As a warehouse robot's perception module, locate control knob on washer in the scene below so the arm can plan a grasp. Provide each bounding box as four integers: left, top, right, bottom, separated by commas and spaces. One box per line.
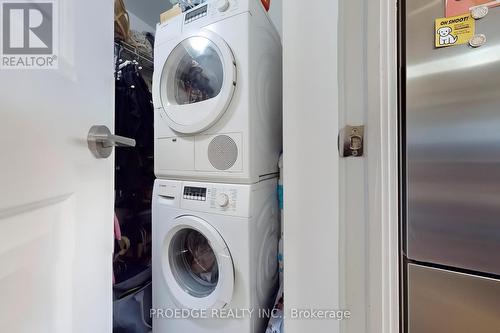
216, 193, 230, 207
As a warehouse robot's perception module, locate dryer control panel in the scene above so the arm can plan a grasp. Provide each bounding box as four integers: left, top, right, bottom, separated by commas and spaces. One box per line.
184, 4, 208, 24
182, 0, 243, 29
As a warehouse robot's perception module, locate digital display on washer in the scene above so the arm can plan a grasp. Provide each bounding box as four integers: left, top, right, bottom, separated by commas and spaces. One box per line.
184, 5, 208, 23
183, 186, 207, 201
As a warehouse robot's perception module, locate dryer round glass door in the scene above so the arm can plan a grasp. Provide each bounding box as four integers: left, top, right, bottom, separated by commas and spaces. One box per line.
159, 30, 237, 134
162, 216, 234, 310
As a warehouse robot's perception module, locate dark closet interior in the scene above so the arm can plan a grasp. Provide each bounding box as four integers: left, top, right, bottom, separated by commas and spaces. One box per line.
113, 7, 155, 328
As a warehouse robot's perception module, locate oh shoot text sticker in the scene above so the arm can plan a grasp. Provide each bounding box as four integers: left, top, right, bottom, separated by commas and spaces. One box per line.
435, 14, 475, 48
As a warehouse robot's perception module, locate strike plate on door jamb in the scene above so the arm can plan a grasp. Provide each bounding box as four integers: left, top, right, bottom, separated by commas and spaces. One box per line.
339, 125, 364, 157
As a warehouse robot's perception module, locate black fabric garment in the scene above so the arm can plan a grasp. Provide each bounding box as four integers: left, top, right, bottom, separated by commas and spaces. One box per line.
113, 268, 152, 333
115, 64, 154, 212
113, 44, 154, 333
145, 32, 155, 57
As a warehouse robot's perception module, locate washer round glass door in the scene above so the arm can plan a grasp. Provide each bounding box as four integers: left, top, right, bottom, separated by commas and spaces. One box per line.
159, 30, 237, 134
162, 216, 234, 310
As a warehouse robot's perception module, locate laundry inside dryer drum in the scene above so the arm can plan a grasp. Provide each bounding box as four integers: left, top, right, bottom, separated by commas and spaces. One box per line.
169, 228, 219, 298
171, 37, 224, 105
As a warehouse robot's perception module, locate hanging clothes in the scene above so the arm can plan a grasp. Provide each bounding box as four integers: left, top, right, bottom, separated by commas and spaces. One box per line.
113, 60, 154, 333
113, 29, 154, 333
113, 61, 154, 284
114, 63, 154, 212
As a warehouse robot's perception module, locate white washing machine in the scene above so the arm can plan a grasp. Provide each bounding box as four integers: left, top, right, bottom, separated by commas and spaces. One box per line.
153, 0, 282, 184
152, 178, 279, 333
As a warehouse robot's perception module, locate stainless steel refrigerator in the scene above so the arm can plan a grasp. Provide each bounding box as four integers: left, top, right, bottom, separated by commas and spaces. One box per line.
402, 1, 500, 332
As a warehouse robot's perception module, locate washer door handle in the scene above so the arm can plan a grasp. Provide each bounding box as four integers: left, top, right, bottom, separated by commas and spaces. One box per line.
87, 125, 136, 159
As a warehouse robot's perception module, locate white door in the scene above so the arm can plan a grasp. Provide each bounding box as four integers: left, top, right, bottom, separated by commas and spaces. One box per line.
0, 0, 115, 332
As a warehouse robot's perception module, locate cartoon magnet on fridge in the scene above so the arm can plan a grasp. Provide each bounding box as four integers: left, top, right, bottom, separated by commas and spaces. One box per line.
435, 13, 475, 48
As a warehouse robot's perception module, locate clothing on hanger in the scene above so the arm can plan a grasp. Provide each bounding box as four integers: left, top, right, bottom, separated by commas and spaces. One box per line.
114, 63, 154, 210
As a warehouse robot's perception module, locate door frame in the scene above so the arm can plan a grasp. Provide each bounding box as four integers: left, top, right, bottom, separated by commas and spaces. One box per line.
338, 0, 399, 330
282, 0, 399, 331
364, 0, 400, 331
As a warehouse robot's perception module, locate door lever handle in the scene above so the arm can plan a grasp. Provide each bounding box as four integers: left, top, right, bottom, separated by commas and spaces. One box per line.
88, 125, 136, 159
93, 132, 136, 148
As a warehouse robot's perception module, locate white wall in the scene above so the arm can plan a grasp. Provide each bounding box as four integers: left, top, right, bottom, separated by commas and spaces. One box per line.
268, 0, 282, 38
127, 12, 156, 33
283, 1, 341, 332
124, 0, 173, 32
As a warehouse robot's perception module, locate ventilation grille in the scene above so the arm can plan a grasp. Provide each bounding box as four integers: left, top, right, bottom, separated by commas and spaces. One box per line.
207, 135, 238, 171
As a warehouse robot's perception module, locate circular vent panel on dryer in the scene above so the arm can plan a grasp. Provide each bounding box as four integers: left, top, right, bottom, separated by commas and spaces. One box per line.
207, 135, 238, 170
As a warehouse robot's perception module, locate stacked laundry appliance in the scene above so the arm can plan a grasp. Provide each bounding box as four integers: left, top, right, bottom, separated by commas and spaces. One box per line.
151, 0, 282, 332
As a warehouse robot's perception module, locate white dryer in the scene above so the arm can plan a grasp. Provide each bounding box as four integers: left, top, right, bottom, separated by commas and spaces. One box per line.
153, 0, 282, 184
152, 178, 279, 333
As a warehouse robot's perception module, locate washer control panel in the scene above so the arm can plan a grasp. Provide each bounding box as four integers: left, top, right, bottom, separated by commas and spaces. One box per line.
179, 182, 251, 217
156, 179, 266, 219
183, 186, 207, 201
209, 187, 238, 211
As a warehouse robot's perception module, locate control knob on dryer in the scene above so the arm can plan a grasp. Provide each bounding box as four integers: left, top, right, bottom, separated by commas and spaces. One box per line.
216, 193, 230, 207
217, 0, 230, 12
